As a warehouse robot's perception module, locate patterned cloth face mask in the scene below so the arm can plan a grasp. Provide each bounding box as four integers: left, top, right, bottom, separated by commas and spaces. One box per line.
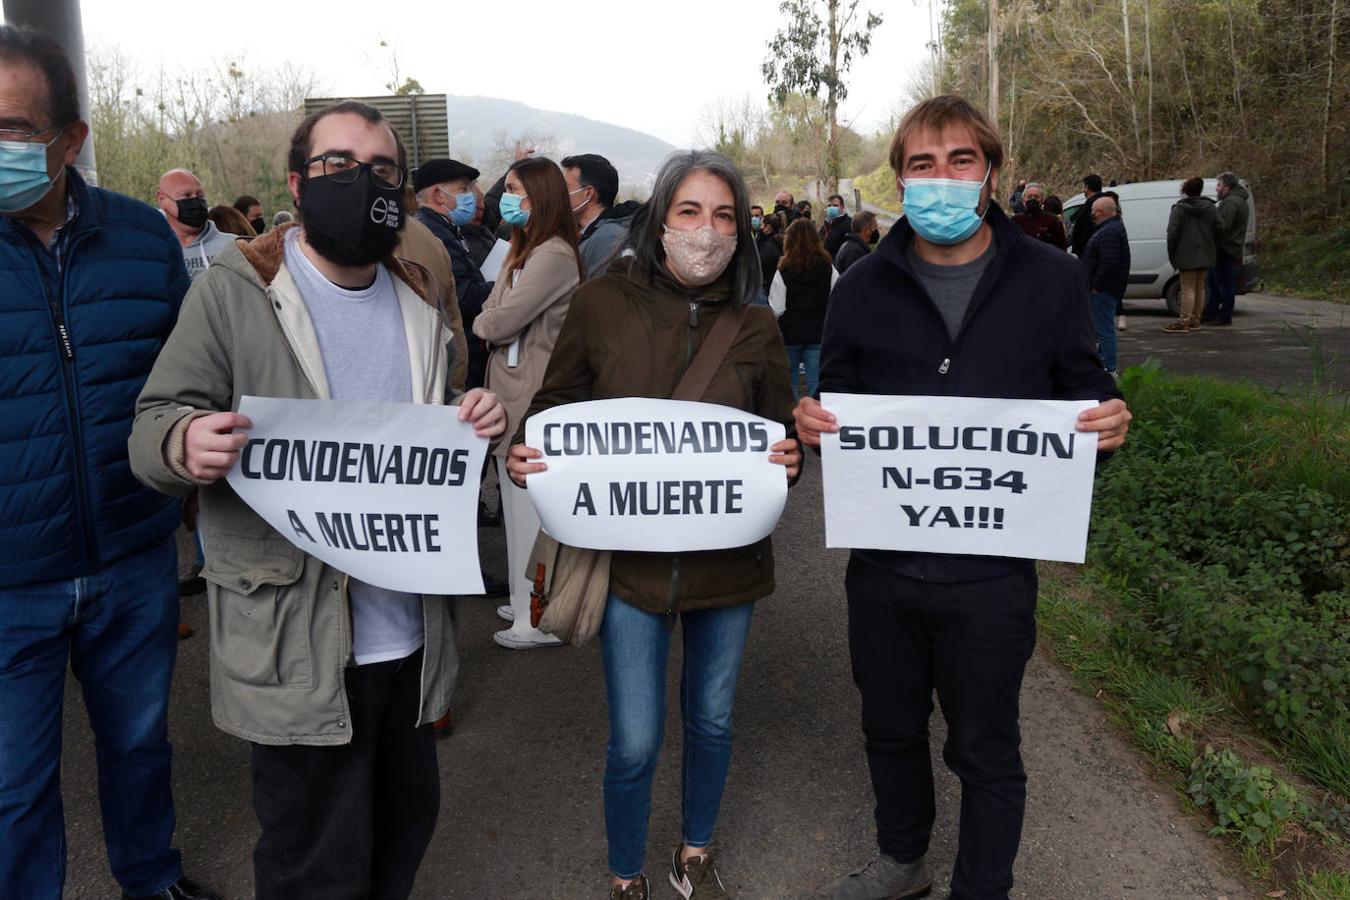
661, 225, 738, 287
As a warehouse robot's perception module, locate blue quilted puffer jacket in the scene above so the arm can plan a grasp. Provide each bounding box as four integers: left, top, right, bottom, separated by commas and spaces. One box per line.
0, 168, 190, 588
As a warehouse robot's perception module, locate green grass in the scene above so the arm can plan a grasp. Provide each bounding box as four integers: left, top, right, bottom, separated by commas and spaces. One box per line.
1035, 361, 1350, 892
852, 162, 901, 215
1296, 868, 1350, 899
1263, 226, 1350, 303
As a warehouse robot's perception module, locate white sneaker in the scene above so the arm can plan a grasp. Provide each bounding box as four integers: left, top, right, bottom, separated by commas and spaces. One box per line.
496, 604, 515, 623
1117, 314, 1128, 331
493, 627, 563, 650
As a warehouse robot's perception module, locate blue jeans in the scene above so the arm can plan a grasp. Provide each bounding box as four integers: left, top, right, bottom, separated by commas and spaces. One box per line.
1088, 291, 1119, 372
0, 539, 182, 898
600, 594, 754, 879
1204, 255, 1238, 322
785, 343, 821, 400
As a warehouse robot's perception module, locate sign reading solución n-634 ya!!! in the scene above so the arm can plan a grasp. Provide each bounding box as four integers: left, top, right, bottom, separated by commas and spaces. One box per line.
820, 393, 1100, 563
523, 398, 789, 552
226, 395, 488, 594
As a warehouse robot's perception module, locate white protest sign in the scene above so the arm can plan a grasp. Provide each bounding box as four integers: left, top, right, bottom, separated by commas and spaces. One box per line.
227, 396, 487, 594
524, 398, 788, 552
481, 238, 511, 281
820, 393, 1100, 563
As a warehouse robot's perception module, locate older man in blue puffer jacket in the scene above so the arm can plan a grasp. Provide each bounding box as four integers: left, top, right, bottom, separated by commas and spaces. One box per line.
0, 25, 216, 900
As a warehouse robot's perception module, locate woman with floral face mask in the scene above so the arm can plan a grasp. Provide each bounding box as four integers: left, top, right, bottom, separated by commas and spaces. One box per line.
473, 156, 583, 649
507, 151, 800, 900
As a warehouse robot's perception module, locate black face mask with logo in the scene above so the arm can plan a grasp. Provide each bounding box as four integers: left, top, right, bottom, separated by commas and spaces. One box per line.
298, 168, 404, 267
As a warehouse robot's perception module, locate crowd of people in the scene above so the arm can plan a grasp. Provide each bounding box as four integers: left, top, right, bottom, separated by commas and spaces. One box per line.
0, 22, 1147, 900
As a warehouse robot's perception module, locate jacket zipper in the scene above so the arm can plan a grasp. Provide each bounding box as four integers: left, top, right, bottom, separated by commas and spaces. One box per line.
666, 300, 703, 618
31, 236, 98, 570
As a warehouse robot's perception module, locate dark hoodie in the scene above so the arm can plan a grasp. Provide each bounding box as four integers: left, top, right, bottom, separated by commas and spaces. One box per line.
580, 200, 642, 280
1215, 184, 1250, 261
1166, 196, 1218, 271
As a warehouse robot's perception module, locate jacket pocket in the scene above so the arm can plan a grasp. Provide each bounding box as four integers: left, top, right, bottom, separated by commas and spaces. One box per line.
203, 532, 312, 688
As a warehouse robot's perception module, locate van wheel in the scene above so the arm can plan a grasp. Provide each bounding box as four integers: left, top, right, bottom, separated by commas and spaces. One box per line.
1164, 279, 1181, 316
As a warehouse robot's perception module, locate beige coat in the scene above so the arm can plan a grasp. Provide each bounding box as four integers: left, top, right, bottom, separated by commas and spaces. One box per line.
472, 235, 580, 455
129, 224, 462, 746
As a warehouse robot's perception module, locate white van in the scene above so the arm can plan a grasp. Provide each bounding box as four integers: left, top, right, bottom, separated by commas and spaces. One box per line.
1063, 179, 1258, 315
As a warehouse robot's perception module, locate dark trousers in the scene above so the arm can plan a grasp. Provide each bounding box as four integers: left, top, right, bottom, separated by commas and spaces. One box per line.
251, 649, 439, 900
845, 556, 1038, 900
1203, 255, 1239, 322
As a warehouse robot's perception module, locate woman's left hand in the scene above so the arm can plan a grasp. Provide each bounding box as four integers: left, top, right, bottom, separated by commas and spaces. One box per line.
458, 388, 508, 438
770, 437, 802, 481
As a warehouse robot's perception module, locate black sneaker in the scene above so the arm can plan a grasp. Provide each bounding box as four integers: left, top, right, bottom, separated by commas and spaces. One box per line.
670, 847, 730, 899
609, 873, 650, 900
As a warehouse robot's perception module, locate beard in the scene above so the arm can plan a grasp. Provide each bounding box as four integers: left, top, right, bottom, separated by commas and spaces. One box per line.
297, 176, 404, 267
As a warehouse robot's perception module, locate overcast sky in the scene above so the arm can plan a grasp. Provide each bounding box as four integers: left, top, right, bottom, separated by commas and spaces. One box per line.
79, 0, 934, 147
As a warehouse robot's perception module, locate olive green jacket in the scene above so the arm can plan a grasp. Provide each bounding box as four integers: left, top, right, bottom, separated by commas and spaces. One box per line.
129, 224, 461, 746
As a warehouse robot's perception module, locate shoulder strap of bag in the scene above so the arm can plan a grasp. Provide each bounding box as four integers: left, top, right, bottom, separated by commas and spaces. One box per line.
671, 303, 751, 402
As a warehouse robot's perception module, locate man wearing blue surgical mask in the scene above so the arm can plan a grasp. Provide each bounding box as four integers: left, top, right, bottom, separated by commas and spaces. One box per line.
414, 158, 495, 389
797, 95, 1132, 900
0, 24, 216, 900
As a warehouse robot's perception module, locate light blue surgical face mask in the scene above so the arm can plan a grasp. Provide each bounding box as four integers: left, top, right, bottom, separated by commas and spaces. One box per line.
750, 216, 762, 230
900, 165, 992, 245
499, 192, 530, 228
825, 205, 842, 220
446, 189, 476, 226
0, 131, 61, 214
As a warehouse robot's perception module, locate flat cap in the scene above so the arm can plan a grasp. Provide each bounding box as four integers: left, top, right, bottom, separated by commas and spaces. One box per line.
412, 158, 481, 193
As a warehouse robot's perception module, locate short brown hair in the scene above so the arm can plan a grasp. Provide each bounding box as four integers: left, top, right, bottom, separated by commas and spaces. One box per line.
1181, 176, 1204, 197
287, 100, 405, 177
888, 94, 1003, 174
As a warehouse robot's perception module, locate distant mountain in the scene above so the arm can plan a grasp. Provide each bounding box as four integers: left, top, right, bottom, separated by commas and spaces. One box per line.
442, 95, 677, 191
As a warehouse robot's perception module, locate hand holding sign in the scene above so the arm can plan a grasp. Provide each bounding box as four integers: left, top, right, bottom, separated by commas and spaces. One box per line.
185, 412, 254, 481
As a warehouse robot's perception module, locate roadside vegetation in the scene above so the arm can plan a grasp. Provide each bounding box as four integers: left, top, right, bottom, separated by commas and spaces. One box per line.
1264, 228, 1350, 304
1039, 362, 1350, 896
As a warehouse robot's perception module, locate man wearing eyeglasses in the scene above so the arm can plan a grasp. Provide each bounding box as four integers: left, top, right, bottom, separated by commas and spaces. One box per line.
0, 25, 219, 900
129, 100, 507, 900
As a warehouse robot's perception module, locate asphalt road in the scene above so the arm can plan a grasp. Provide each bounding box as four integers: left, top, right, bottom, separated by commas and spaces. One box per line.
60, 291, 1348, 899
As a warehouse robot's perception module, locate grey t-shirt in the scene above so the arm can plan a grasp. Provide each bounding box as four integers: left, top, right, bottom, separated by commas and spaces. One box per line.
284, 230, 425, 666
905, 236, 997, 341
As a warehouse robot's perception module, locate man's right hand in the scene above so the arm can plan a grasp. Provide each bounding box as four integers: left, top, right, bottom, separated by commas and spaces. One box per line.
184, 412, 252, 482
792, 396, 838, 448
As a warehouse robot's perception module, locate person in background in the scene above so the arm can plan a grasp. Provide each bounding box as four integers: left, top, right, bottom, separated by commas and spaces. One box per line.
1043, 194, 1064, 219
208, 204, 256, 238
233, 193, 264, 235
414, 158, 496, 389
756, 210, 784, 292
1163, 176, 1218, 333
1009, 178, 1027, 214
396, 185, 468, 392
1201, 171, 1249, 327
1069, 173, 1104, 257
821, 192, 853, 256
833, 209, 878, 274
770, 217, 838, 400
507, 149, 799, 900
794, 198, 814, 225
1081, 195, 1130, 373
0, 24, 215, 900
773, 189, 797, 224
1011, 183, 1067, 249
802, 94, 1130, 900
130, 100, 506, 900
460, 180, 498, 268
157, 167, 236, 281
564, 152, 642, 279
472, 156, 582, 650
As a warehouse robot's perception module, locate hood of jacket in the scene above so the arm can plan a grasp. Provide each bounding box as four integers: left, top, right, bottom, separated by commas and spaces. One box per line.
183, 218, 230, 250
1176, 196, 1216, 215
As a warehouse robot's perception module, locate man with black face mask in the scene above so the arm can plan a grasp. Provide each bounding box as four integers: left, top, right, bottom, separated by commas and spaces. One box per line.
130, 100, 507, 900
1011, 182, 1068, 250
156, 168, 237, 281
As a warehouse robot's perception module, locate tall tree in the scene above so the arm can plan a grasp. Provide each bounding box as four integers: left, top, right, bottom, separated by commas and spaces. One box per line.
763, 0, 884, 192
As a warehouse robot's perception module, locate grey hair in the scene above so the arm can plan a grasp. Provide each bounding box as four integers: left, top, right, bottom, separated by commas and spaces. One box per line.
1024, 182, 1043, 193
1217, 171, 1240, 189
624, 149, 760, 307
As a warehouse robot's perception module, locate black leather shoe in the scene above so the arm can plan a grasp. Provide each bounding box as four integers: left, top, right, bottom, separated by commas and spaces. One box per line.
123, 876, 220, 900
482, 572, 510, 597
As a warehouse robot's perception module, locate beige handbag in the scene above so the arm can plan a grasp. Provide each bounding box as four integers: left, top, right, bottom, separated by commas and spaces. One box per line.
523, 302, 752, 646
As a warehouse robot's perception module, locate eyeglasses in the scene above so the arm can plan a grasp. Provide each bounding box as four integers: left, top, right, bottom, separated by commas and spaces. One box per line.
0, 124, 62, 145
305, 154, 406, 189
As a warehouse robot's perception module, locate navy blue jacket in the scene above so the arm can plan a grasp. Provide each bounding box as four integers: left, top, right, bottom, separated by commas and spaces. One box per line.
820, 204, 1120, 583
0, 169, 189, 587
416, 207, 495, 388
1081, 215, 1131, 298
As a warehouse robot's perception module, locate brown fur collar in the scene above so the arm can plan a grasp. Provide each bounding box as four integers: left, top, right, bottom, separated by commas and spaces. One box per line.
237, 222, 437, 308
